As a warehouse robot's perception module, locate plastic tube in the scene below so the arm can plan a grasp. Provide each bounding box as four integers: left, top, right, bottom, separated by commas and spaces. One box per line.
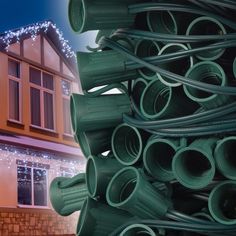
186, 16, 227, 61
209, 181, 236, 225
214, 137, 236, 180
157, 43, 193, 87
172, 138, 217, 189
183, 61, 229, 110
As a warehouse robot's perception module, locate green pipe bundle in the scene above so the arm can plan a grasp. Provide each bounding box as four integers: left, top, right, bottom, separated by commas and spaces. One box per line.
49, 0, 236, 235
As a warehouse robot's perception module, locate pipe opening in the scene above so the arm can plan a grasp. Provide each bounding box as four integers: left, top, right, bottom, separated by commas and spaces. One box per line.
148, 11, 177, 34
187, 17, 226, 59
107, 169, 138, 204
86, 159, 96, 196
181, 150, 211, 177
69, 0, 85, 33
220, 188, 236, 220
113, 126, 141, 164
189, 74, 221, 99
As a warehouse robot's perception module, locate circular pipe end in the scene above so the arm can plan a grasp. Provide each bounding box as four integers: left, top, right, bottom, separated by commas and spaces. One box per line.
112, 124, 143, 165
120, 224, 156, 236
140, 79, 172, 119
86, 156, 98, 197
215, 137, 236, 180
143, 139, 176, 182
209, 181, 236, 225
184, 61, 226, 104
186, 16, 226, 61
173, 147, 215, 189
106, 167, 139, 208
68, 0, 86, 33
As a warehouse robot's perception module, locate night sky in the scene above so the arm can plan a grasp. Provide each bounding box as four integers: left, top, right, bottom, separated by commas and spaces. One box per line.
0, 0, 97, 52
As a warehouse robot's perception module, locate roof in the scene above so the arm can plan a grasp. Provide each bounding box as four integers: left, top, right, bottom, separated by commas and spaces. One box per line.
0, 20, 78, 78
0, 132, 84, 160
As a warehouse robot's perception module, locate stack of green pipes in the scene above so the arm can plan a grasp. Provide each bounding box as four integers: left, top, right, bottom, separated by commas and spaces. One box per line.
50, 0, 236, 235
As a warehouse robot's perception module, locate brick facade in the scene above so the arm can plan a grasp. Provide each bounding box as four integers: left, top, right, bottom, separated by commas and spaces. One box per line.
0, 208, 78, 236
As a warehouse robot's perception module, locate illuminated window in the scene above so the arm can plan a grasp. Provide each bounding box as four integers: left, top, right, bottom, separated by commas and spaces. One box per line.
17, 166, 48, 207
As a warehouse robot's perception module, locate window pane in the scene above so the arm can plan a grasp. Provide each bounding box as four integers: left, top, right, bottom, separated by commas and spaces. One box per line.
30, 67, 41, 86
43, 73, 54, 90
8, 60, 20, 78
30, 87, 41, 126
17, 167, 32, 205
44, 92, 54, 130
9, 80, 20, 121
33, 169, 47, 206
61, 80, 71, 96
63, 98, 72, 134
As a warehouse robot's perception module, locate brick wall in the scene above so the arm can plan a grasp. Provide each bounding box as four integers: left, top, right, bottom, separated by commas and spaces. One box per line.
0, 207, 79, 236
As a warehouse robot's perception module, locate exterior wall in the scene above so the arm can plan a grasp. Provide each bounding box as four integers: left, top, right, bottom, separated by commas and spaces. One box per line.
0, 144, 85, 236
0, 50, 78, 147
0, 145, 85, 208
0, 208, 78, 236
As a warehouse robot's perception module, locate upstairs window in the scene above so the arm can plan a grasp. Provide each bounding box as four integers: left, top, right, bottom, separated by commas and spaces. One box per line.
29, 67, 55, 130
61, 80, 72, 135
8, 59, 21, 122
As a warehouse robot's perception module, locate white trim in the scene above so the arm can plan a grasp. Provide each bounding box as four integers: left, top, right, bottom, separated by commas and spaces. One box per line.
17, 205, 51, 210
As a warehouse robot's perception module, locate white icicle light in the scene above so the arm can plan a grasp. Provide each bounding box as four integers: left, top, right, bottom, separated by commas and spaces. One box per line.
0, 21, 75, 58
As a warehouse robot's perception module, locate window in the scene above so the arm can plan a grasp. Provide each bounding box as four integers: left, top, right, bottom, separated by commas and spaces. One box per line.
61, 80, 72, 135
17, 166, 48, 207
30, 67, 55, 130
8, 59, 21, 122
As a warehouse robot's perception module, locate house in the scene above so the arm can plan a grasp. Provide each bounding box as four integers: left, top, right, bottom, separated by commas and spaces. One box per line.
0, 21, 86, 236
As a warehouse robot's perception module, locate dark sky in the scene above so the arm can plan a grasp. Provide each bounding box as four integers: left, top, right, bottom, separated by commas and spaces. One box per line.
0, 0, 97, 52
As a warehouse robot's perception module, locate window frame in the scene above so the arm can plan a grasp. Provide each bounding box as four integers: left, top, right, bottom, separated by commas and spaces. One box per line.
8, 58, 22, 123
61, 79, 73, 136
17, 164, 49, 209
29, 66, 56, 132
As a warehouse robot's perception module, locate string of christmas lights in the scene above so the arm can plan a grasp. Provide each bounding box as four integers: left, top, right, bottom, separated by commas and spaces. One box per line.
0, 21, 75, 58
0, 143, 86, 176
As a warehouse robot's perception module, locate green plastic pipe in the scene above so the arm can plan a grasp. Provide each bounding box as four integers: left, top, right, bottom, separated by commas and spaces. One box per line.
95, 30, 114, 44
132, 78, 148, 108
233, 57, 236, 79
140, 79, 198, 119
135, 40, 160, 80
68, 0, 135, 34
172, 138, 217, 189
209, 181, 236, 225
157, 43, 193, 87
86, 155, 124, 198
77, 197, 133, 236
49, 173, 87, 216
186, 16, 226, 61
119, 224, 157, 236
111, 124, 148, 166
214, 137, 236, 180
106, 167, 170, 219
76, 51, 137, 91
74, 129, 113, 158
143, 138, 186, 182
184, 61, 229, 110
70, 93, 131, 132
147, 10, 178, 35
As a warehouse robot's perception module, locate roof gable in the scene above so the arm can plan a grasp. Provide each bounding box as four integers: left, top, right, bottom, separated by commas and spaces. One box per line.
0, 21, 78, 78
